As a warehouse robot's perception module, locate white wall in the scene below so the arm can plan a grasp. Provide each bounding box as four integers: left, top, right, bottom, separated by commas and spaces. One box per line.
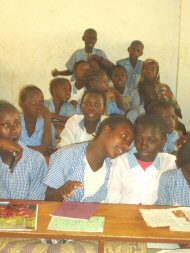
0, 0, 189, 128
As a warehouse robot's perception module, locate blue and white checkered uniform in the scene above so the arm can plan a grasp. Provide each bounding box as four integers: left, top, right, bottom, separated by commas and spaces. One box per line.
44, 99, 76, 117
116, 58, 143, 89
156, 169, 190, 206
127, 104, 145, 124
163, 131, 179, 154
43, 142, 111, 202
66, 48, 107, 72
0, 141, 48, 200
20, 114, 56, 147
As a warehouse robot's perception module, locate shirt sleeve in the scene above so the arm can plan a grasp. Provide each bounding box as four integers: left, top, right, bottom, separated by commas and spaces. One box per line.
56, 117, 76, 148
27, 153, 48, 200
65, 51, 78, 72
155, 172, 171, 205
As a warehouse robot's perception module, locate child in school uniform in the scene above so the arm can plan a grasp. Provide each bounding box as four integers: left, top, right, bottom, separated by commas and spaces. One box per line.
44, 115, 134, 202
116, 40, 144, 90
110, 65, 140, 111
106, 114, 176, 204
0, 101, 48, 200
19, 85, 56, 155
127, 80, 161, 123
147, 100, 180, 154
82, 68, 127, 115
51, 28, 113, 80
156, 140, 190, 206
44, 77, 76, 127
69, 60, 90, 108
141, 58, 182, 118
57, 90, 106, 148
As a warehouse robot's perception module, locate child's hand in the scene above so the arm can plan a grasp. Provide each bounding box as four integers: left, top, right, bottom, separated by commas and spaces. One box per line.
59, 181, 83, 199
38, 107, 52, 120
0, 139, 23, 160
88, 54, 102, 63
105, 88, 116, 102
177, 136, 190, 149
70, 100, 78, 108
51, 68, 60, 77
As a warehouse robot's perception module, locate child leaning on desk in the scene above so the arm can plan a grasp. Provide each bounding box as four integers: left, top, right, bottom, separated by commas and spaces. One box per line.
0, 101, 48, 200
43, 115, 134, 202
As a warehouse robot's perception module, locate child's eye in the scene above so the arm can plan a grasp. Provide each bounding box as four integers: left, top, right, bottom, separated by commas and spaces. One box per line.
0, 123, 9, 128
15, 121, 21, 127
31, 101, 36, 105
121, 133, 127, 139
95, 103, 101, 108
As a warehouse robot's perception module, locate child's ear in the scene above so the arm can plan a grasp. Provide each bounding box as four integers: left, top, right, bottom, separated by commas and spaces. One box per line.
82, 36, 85, 42
140, 51, 143, 56
127, 47, 130, 53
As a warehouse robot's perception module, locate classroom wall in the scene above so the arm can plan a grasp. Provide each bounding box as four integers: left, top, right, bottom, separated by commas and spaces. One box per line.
0, 0, 189, 128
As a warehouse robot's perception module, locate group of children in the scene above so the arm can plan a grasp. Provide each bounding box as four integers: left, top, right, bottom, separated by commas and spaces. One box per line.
0, 28, 190, 211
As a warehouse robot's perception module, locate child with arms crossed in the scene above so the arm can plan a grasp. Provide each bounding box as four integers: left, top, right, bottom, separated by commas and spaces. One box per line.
19, 85, 56, 155
44, 115, 134, 202
0, 101, 48, 200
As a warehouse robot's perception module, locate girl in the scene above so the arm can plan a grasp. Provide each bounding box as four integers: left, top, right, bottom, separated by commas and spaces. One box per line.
106, 114, 177, 204
0, 101, 48, 200
156, 140, 190, 206
57, 90, 106, 148
19, 85, 56, 155
140, 58, 182, 118
44, 115, 134, 202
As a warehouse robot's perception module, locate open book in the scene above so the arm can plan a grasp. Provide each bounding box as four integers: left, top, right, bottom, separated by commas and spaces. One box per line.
0, 202, 38, 231
140, 207, 190, 232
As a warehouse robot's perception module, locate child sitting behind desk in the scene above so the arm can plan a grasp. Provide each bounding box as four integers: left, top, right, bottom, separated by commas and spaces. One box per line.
19, 85, 56, 155
106, 114, 176, 204
57, 90, 106, 148
44, 115, 134, 202
156, 140, 190, 206
0, 101, 48, 200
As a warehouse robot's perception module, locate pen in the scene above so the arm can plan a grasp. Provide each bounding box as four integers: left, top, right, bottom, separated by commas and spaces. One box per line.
9, 152, 18, 173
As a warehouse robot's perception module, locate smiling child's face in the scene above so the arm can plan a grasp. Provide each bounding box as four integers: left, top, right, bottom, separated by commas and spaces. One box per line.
111, 68, 127, 93
0, 108, 22, 142
83, 31, 97, 51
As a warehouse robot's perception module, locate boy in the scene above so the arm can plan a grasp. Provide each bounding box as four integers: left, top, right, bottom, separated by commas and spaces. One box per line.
116, 40, 144, 90
147, 100, 180, 154
127, 80, 161, 123
52, 28, 113, 80
44, 77, 76, 128
0, 101, 48, 200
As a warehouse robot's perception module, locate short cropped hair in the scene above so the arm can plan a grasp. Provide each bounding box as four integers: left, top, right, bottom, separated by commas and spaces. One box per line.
0, 100, 19, 114
49, 77, 70, 96
134, 113, 167, 139
110, 65, 127, 78
81, 90, 107, 108
95, 115, 134, 138
83, 28, 97, 36
18, 85, 42, 107
73, 60, 89, 73
130, 40, 144, 49
147, 100, 174, 114
176, 140, 190, 168
83, 68, 107, 90
138, 80, 160, 96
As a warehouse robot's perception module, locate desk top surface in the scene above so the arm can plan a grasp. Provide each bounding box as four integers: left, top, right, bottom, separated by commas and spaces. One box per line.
0, 200, 190, 243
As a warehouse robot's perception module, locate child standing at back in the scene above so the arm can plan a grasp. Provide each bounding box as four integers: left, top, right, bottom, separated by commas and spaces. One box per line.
52, 28, 114, 80
116, 40, 144, 90
44, 115, 134, 202
0, 101, 48, 200
19, 85, 56, 155
44, 77, 76, 127
106, 114, 176, 204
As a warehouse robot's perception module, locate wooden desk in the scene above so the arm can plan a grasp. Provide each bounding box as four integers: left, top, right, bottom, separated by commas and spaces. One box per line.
1, 200, 190, 253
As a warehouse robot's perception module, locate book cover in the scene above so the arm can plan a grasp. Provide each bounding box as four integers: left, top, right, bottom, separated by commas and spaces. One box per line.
48, 216, 105, 232
0, 202, 38, 231
52, 201, 100, 220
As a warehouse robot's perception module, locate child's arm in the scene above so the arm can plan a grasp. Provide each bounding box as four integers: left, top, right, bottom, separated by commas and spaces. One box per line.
45, 181, 83, 201
51, 113, 69, 123
51, 68, 72, 77
0, 139, 23, 158
88, 54, 115, 70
